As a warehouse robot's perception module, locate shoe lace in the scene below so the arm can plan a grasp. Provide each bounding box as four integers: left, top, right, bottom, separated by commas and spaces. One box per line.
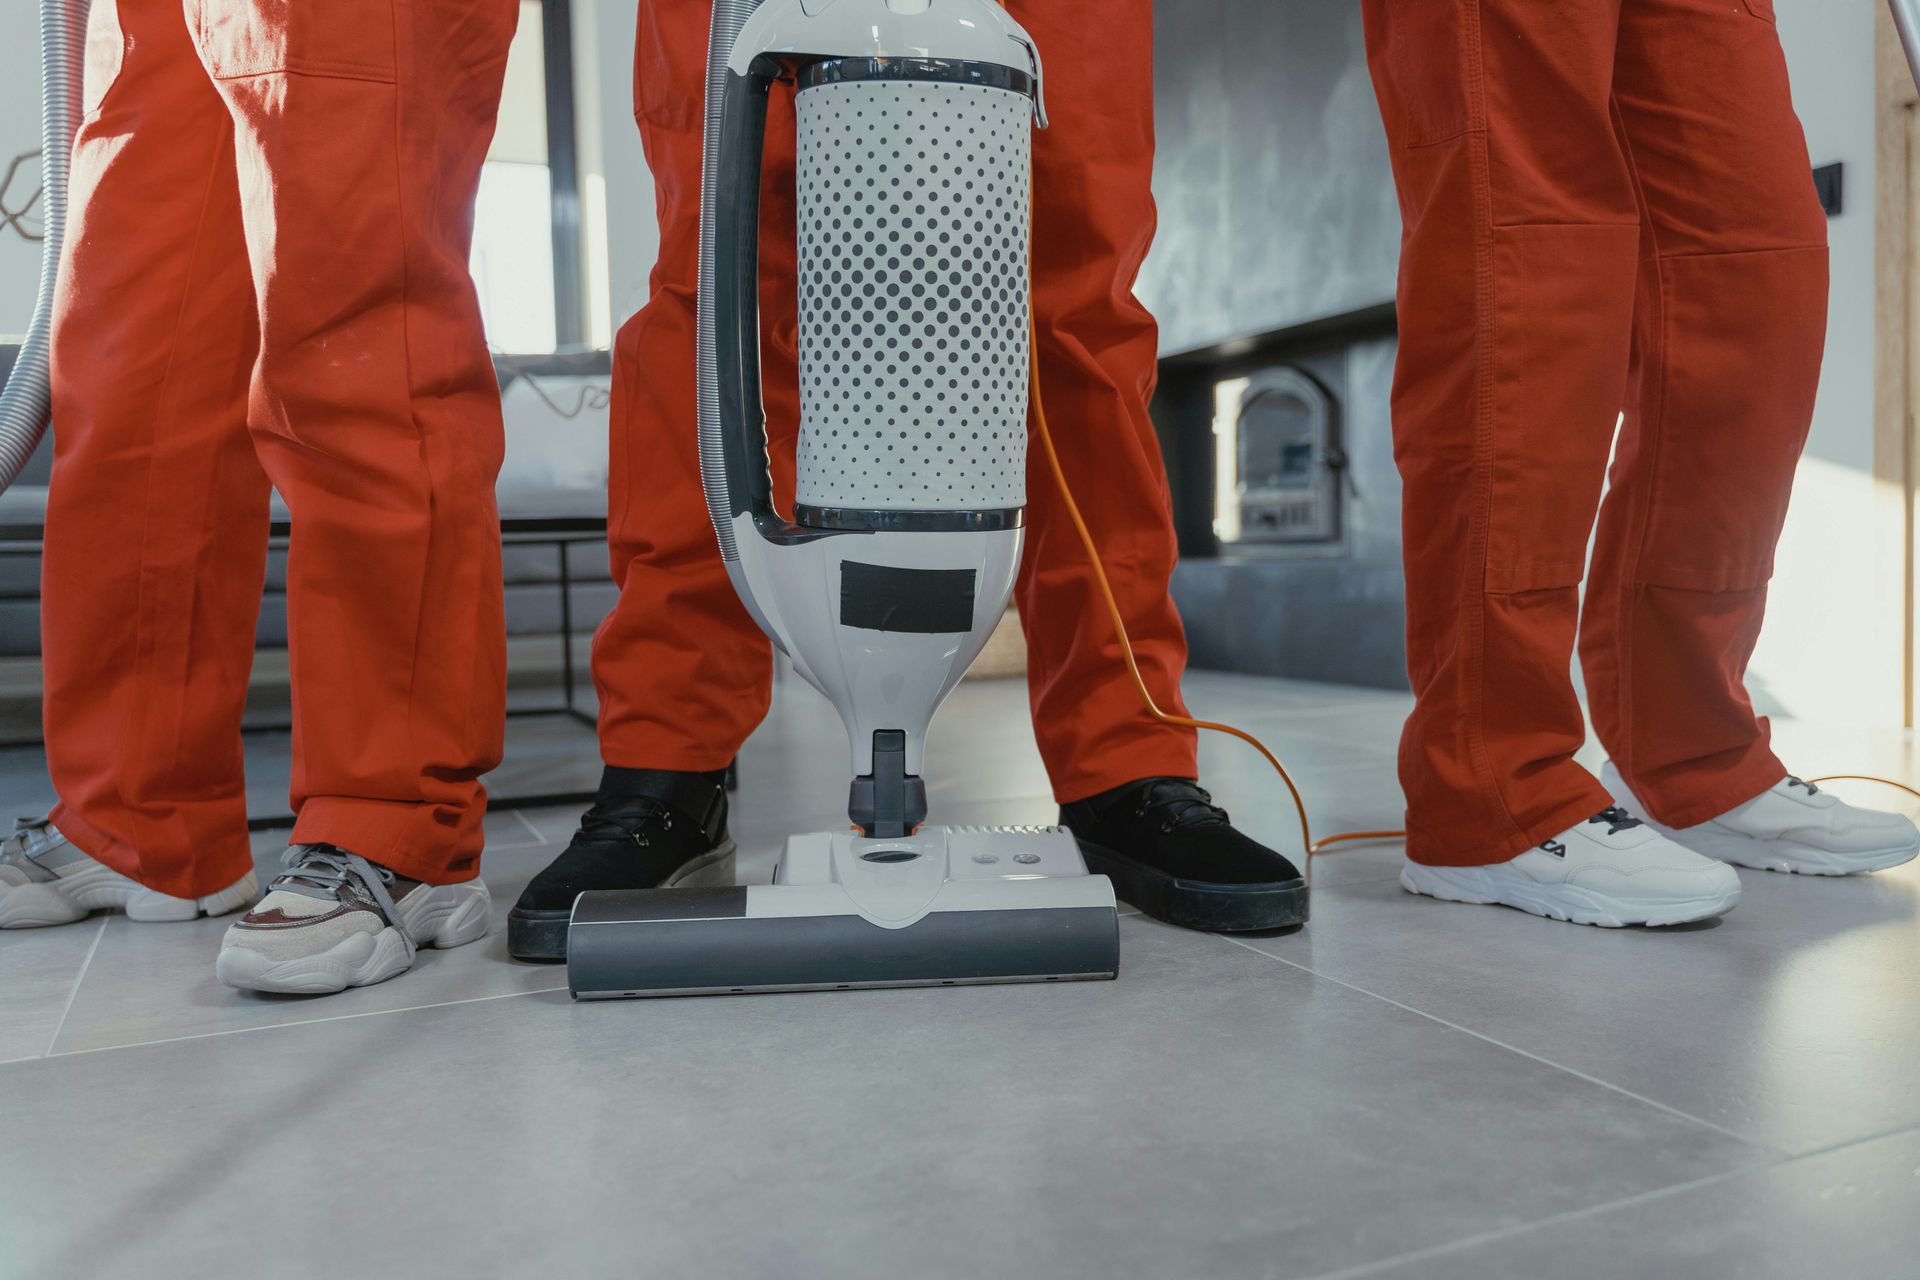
272, 845, 404, 927
1587, 806, 1644, 837
1131, 779, 1230, 834
1786, 776, 1820, 796
574, 796, 677, 850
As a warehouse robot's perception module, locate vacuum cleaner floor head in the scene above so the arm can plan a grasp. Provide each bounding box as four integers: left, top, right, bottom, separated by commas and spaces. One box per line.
567, 827, 1119, 999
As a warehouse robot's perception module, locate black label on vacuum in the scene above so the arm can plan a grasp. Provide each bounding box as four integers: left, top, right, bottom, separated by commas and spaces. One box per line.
839, 563, 977, 634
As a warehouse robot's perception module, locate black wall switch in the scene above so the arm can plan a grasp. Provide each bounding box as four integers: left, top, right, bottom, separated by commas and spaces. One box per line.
1813, 162, 1844, 217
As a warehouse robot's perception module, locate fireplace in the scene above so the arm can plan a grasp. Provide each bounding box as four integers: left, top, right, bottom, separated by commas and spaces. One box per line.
1151, 309, 1407, 689
1216, 365, 1344, 548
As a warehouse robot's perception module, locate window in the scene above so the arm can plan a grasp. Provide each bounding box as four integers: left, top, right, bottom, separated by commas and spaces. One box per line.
470, 0, 604, 355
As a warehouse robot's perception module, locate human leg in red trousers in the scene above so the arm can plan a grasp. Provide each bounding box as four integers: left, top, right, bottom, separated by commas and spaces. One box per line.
12, 1, 517, 991
1360, 0, 1900, 921
591, 0, 1195, 797
509, 0, 1308, 960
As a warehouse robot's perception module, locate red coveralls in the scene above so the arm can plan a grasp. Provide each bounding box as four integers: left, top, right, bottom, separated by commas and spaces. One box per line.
42, 0, 517, 896
593, 0, 1198, 802
1362, 0, 1828, 865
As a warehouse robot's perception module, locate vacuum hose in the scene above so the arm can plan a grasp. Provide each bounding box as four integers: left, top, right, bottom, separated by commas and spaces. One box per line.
696, 0, 765, 563
0, 0, 89, 494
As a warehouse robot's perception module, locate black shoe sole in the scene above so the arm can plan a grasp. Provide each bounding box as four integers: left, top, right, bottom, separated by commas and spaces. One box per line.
1074, 838, 1309, 932
507, 841, 738, 962
508, 907, 573, 963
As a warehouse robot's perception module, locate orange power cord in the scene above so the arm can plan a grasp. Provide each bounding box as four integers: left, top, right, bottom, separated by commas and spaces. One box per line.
1805, 775, 1920, 802
1025, 322, 1920, 864
1025, 326, 1404, 869
1001, 15, 1399, 870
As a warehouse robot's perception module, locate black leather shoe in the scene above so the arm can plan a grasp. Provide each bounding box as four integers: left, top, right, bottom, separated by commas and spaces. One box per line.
1060, 777, 1308, 932
508, 767, 735, 961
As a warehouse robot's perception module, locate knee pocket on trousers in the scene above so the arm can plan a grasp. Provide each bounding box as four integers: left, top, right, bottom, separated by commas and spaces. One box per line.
191, 0, 397, 83
1632, 561, 1774, 595
1484, 559, 1585, 596
1366, 1, 1476, 148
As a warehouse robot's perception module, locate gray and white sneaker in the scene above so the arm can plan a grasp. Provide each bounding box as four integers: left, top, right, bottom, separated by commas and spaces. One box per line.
1401, 806, 1742, 927
216, 845, 491, 995
0, 818, 256, 929
1603, 762, 1920, 876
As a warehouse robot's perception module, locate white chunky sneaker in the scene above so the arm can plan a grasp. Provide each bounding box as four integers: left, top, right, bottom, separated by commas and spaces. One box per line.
1400, 806, 1742, 927
216, 845, 491, 995
1602, 762, 1920, 877
0, 818, 257, 929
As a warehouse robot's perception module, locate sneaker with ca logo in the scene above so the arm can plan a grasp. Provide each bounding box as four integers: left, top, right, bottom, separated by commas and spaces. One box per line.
1399, 806, 1741, 927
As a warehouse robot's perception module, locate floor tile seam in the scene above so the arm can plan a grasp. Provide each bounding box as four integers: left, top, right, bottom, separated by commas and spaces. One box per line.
1211, 932, 1784, 1154
38, 982, 569, 1061
41, 916, 108, 1058
507, 810, 550, 844
1288, 1162, 1778, 1280
1783, 1118, 1920, 1163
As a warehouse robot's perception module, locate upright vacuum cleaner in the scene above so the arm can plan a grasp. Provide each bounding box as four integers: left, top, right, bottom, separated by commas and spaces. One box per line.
567, 0, 1120, 998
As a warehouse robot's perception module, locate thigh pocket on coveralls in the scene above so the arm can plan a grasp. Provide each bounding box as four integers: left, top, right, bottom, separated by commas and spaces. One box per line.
1482, 229, 1638, 595
1632, 485, 1784, 594
1628, 246, 1822, 593
1741, 1, 1777, 22
1367, 1, 1475, 147
193, 0, 398, 82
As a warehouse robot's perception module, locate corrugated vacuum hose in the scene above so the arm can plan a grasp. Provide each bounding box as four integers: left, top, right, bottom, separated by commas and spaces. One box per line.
0, 0, 90, 494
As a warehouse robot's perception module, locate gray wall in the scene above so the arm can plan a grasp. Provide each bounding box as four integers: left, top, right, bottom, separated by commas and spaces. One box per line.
1145, 0, 1408, 689
1139, 0, 1399, 356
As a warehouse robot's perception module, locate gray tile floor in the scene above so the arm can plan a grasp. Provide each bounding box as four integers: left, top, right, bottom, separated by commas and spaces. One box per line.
4, 670, 1919, 1279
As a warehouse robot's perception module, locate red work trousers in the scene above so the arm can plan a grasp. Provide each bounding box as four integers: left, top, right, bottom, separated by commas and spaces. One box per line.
1363, 0, 1828, 865
42, 0, 516, 897
593, 0, 1198, 802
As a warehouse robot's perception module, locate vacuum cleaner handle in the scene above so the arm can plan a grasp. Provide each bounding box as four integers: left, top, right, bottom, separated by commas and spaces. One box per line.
709, 61, 834, 549
709, 65, 780, 534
